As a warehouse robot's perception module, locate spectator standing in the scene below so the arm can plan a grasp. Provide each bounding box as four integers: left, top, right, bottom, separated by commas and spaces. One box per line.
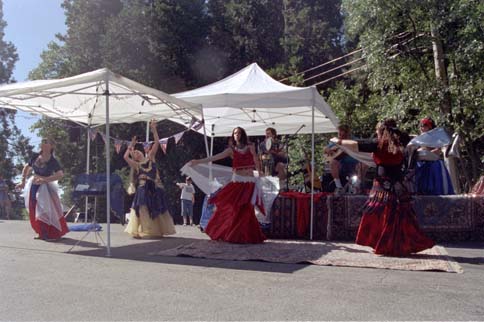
177, 177, 196, 226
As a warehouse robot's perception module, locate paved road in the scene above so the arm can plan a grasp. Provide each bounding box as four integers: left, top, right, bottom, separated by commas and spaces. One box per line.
0, 220, 483, 321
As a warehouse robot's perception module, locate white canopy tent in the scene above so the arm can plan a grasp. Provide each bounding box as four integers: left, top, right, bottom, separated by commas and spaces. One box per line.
174, 63, 340, 239
173, 62, 339, 137
0, 68, 204, 255
0, 68, 201, 125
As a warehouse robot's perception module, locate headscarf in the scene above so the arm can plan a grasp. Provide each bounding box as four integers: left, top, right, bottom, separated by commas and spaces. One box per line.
420, 117, 435, 129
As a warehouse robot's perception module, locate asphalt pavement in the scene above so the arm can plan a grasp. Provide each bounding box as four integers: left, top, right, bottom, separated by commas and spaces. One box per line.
0, 220, 483, 321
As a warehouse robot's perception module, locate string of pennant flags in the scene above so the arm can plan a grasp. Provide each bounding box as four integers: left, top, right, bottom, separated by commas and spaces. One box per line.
87, 119, 204, 155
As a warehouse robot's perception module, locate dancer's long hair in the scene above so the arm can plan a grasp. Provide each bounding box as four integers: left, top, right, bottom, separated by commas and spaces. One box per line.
377, 119, 403, 154
231, 127, 249, 147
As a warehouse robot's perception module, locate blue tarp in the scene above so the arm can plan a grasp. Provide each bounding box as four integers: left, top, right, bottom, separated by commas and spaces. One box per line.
68, 223, 103, 231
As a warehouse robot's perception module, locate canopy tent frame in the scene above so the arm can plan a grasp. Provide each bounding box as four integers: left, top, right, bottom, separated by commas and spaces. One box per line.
0, 68, 205, 256
174, 63, 339, 138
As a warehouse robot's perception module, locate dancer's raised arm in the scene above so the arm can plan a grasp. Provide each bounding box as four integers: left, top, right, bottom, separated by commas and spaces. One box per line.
148, 120, 159, 160
124, 136, 139, 168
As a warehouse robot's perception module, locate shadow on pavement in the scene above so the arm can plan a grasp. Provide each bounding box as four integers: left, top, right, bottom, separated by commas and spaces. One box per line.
66, 236, 309, 274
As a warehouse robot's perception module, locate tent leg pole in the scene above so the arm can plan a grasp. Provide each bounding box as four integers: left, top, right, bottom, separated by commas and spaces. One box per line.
310, 102, 315, 241
85, 127, 91, 223
201, 109, 210, 158
105, 77, 111, 257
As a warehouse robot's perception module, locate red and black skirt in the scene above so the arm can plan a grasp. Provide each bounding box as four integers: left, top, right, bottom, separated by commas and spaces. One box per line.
356, 179, 434, 256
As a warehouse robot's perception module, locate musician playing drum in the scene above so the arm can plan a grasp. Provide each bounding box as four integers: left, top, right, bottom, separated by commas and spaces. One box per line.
324, 124, 359, 194
259, 127, 288, 182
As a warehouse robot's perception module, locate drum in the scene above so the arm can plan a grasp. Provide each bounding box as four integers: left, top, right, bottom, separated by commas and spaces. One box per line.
260, 153, 274, 176
265, 137, 272, 151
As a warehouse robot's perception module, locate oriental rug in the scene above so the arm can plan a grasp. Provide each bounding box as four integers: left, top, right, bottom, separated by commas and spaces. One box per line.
154, 240, 463, 273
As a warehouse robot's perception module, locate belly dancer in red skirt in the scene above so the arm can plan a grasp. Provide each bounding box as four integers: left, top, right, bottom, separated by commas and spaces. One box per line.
332, 119, 434, 256
187, 127, 266, 243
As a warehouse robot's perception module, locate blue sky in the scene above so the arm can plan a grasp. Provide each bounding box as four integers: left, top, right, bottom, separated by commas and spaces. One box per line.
3, 0, 66, 145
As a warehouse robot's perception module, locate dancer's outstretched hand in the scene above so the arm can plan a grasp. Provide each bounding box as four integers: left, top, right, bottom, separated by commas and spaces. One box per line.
15, 182, 25, 190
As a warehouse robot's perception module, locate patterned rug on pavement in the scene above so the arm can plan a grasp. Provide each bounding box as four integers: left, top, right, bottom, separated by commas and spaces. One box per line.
154, 240, 463, 273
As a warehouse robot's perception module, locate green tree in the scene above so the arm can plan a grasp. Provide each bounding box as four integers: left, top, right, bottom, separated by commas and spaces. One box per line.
339, 0, 484, 188
150, 0, 210, 90
281, 0, 344, 73
0, 0, 32, 189
59, 0, 123, 75
207, 0, 285, 73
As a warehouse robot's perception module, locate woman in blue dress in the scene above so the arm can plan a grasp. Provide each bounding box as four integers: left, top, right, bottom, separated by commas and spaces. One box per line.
16, 138, 68, 240
414, 117, 454, 195
124, 120, 176, 238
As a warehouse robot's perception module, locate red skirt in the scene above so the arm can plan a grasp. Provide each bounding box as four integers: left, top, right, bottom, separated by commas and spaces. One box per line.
29, 185, 69, 240
205, 181, 266, 244
356, 180, 435, 256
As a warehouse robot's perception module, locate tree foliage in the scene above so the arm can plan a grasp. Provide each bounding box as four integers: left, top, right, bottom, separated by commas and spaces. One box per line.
334, 0, 484, 187
281, 0, 344, 71
0, 0, 33, 189
207, 0, 285, 72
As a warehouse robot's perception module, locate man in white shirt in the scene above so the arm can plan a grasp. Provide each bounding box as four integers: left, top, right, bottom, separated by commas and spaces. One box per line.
176, 177, 196, 225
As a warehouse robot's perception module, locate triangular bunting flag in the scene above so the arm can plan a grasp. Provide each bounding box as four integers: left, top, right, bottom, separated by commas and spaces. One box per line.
114, 139, 123, 154
174, 132, 184, 144
159, 138, 168, 154
160, 142, 167, 154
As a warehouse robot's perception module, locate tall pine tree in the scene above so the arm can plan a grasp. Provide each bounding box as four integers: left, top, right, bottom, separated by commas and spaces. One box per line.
0, 0, 32, 186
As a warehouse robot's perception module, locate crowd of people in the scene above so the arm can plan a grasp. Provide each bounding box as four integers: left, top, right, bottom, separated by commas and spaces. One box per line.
9, 116, 460, 257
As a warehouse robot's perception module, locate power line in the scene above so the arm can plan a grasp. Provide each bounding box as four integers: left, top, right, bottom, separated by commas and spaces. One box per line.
280, 30, 425, 88
279, 48, 363, 82
311, 65, 367, 87
302, 57, 365, 83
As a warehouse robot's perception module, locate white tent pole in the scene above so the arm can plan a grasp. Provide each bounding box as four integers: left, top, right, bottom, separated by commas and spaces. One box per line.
201, 109, 210, 158
105, 76, 111, 257
84, 127, 91, 223
210, 136, 214, 156
210, 124, 215, 157
208, 124, 215, 186
146, 121, 150, 142
310, 95, 315, 241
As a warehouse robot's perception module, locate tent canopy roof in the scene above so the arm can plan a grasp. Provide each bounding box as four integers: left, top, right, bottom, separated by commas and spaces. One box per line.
0, 68, 201, 126
174, 63, 339, 137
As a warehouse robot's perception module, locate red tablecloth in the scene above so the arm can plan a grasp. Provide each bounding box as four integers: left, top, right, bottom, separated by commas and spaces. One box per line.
279, 191, 331, 236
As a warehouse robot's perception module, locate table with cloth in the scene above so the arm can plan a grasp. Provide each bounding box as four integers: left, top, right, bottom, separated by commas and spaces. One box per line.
267, 193, 484, 242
